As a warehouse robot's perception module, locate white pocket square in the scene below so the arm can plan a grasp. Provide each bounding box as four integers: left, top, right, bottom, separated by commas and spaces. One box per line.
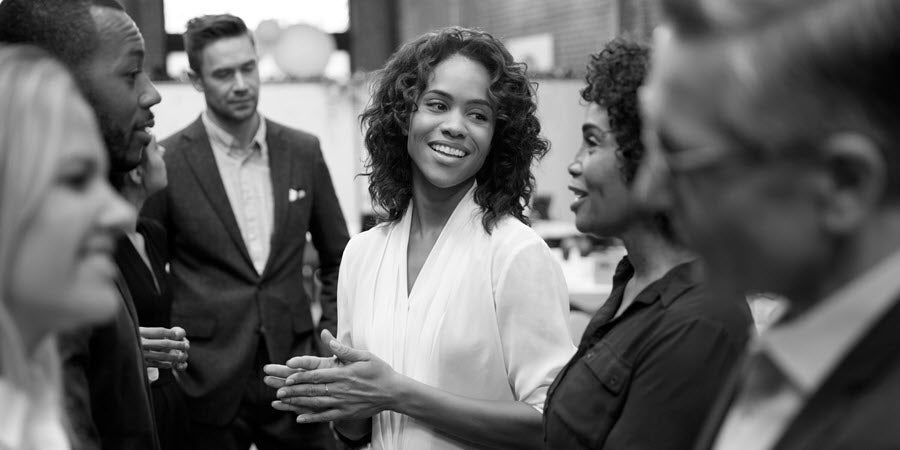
289, 188, 306, 202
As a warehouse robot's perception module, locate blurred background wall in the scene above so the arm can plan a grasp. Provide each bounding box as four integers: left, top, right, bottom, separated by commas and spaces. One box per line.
116, 0, 661, 233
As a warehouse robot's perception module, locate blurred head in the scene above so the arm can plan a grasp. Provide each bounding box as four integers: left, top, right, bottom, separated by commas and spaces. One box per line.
568, 38, 673, 240
115, 137, 168, 205
0, 0, 162, 173
136, 140, 168, 196
636, 0, 900, 304
361, 27, 549, 232
185, 14, 260, 126
0, 44, 134, 383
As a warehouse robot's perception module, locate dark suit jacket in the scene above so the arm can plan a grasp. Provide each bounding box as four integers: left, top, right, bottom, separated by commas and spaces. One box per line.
142, 116, 349, 425
694, 297, 900, 450
59, 272, 160, 450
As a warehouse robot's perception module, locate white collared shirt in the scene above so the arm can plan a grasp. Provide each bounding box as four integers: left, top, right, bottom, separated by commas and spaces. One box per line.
202, 112, 274, 275
714, 248, 900, 450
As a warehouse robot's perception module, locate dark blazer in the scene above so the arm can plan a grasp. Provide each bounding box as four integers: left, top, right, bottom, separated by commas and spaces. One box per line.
59, 272, 160, 450
142, 116, 349, 425
694, 297, 900, 450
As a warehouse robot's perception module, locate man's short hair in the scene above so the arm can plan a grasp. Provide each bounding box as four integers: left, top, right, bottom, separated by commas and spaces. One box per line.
0, 0, 124, 71
184, 14, 254, 74
661, 0, 900, 200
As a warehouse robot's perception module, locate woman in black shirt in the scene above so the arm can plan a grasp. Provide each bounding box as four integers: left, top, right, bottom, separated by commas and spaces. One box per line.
543, 38, 753, 449
116, 139, 191, 450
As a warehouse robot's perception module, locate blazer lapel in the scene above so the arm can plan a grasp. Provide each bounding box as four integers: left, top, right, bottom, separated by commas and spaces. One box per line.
774, 297, 900, 449
263, 121, 295, 275
180, 118, 255, 270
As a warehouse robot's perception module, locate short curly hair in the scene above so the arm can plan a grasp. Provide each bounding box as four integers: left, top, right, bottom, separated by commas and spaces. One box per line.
0, 0, 125, 72
583, 38, 677, 241
581, 38, 650, 184
360, 27, 549, 233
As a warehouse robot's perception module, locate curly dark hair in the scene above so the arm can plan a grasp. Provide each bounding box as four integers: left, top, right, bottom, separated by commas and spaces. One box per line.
360, 27, 549, 233
583, 38, 677, 241
581, 38, 650, 184
0, 0, 125, 72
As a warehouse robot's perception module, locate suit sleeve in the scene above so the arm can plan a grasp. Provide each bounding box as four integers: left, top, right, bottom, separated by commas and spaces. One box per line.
58, 326, 102, 450
307, 140, 350, 336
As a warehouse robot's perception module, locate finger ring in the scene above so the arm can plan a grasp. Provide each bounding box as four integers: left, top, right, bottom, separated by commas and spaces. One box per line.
324, 384, 329, 396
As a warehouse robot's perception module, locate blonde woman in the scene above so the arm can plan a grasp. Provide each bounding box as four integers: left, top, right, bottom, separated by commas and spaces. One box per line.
0, 44, 133, 449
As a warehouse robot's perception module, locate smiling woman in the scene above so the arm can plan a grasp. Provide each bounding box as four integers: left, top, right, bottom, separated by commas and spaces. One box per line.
405, 55, 495, 194
0, 44, 134, 450
264, 27, 574, 450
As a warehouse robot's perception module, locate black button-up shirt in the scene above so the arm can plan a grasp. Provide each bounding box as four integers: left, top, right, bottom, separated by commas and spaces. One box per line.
544, 257, 753, 449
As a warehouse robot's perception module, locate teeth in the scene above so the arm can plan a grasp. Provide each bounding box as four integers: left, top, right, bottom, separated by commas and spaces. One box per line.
431, 144, 466, 158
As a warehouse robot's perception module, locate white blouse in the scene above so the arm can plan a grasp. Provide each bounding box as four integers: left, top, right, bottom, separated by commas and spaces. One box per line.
337, 187, 575, 450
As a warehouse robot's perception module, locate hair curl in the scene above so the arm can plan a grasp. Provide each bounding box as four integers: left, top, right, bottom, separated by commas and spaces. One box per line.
360, 27, 549, 233
581, 38, 649, 184
583, 38, 677, 241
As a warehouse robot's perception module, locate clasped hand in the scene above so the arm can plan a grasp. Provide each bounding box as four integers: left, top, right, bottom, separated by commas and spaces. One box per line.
140, 326, 189, 371
263, 329, 401, 424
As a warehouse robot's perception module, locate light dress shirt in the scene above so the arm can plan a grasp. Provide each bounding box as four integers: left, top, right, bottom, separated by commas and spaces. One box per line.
0, 364, 70, 449
714, 248, 900, 450
336, 185, 576, 450
202, 112, 273, 275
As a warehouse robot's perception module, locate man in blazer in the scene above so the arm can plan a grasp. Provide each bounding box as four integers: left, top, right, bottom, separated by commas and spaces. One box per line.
143, 14, 348, 449
634, 0, 900, 448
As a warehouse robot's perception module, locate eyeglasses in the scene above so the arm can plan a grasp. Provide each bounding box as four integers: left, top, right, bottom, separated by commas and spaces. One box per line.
644, 130, 749, 182
661, 144, 737, 175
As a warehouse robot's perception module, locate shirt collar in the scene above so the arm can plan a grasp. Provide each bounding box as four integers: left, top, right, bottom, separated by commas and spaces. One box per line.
614, 256, 700, 308
761, 248, 900, 394
201, 111, 268, 160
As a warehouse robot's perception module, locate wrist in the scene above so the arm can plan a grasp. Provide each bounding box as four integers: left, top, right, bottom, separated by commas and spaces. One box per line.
385, 370, 410, 414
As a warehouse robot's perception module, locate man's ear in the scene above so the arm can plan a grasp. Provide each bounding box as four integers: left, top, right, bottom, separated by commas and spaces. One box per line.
188, 70, 204, 93
818, 132, 886, 234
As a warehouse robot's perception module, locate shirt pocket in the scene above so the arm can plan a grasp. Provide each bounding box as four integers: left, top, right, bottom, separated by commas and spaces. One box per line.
549, 340, 633, 448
